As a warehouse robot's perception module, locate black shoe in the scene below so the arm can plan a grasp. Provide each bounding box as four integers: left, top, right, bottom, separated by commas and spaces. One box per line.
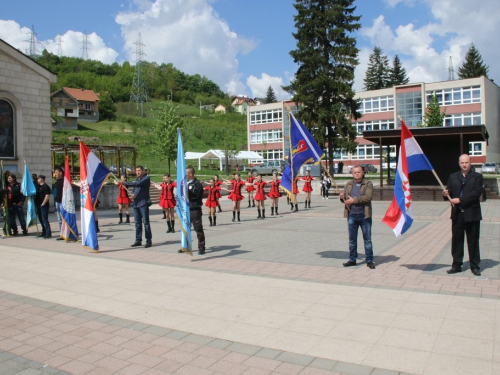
446, 267, 462, 274
144, 243, 152, 248
367, 262, 376, 269
198, 249, 206, 255
56, 237, 64, 241
37, 233, 46, 238
22, 231, 28, 236
131, 242, 142, 247
343, 260, 357, 267
44, 235, 52, 239
471, 269, 481, 276
178, 249, 184, 253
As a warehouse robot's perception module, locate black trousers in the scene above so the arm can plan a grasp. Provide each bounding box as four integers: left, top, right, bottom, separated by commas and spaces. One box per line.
451, 212, 481, 270
190, 208, 205, 250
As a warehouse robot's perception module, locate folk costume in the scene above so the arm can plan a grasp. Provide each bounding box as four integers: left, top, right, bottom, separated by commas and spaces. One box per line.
159, 181, 177, 233
116, 184, 131, 224
302, 175, 314, 208
291, 178, 299, 212
204, 185, 221, 226
254, 180, 267, 219
267, 179, 281, 216
245, 175, 256, 207
229, 180, 246, 222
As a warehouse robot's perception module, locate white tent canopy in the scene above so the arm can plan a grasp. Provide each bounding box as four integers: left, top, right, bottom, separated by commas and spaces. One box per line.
185, 149, 263, 170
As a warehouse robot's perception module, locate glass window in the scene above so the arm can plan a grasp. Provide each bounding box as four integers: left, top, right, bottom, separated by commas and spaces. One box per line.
0, 100, 15, 158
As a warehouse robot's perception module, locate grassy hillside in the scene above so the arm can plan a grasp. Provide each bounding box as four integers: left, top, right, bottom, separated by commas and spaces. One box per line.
52, 99, 247, 175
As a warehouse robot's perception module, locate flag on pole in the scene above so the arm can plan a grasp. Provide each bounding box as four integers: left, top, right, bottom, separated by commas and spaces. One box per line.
60, 157, 79, 242
382, 120, 434, 236
1, 160, 11, 236
175, 128, 193, 255
20, 162, 37, 228
281, 112, 324, 195
80, 141, 110, 251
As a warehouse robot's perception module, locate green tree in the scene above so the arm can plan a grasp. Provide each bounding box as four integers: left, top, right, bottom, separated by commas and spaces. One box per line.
98, 92, 117, 121
458, 44, 489, 79
152, 101, 182, 174
265, 86, 277, 103
423, 94, 445, 127
283, 0, 361, 174
363, 46, 391, 90
389, 54, 409, 87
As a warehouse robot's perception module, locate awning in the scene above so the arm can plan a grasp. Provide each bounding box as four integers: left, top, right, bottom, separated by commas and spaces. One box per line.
185, 149, 263, 170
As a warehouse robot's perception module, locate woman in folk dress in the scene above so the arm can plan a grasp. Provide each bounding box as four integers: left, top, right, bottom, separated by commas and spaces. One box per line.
156, 174, 177, 233
266, 172, 281, 216
253, 175, 267, 219
116, 175, 131, 224
302, 170, 314, 209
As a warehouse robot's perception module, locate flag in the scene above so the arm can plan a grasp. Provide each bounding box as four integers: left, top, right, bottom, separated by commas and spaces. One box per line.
281, 112, 324, 194
20, 162, 37, 228
175, 129, 193, 255
80, 141, 110, 251
1, 161, 11, 236
382, 120, 434, 236
60, 157, 79, 242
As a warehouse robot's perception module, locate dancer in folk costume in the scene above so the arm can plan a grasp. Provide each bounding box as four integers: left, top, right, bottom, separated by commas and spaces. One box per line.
253, 174, 267, 219
290, 176, 300, 212
302, 170, 315, 209
154, 174, 177, 233
116, 174, 131, 224
214, 175, 224, 212
204, 178, 225, 226
266, 172, 281, 216
228, 173, 247, 222
245, 172, 256, 207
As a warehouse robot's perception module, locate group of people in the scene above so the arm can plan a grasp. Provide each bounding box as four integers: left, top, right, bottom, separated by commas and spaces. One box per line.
2, 154, 484, 275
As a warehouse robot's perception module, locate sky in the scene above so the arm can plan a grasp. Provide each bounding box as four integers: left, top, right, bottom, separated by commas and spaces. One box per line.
1, 0, 499, 100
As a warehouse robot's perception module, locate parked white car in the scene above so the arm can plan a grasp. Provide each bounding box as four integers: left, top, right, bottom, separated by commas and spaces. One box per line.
481, 162, 499, 174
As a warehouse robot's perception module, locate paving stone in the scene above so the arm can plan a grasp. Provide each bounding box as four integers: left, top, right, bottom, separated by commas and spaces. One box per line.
108, 318, 135, 328
275, 352, 314, 367
141, 326, 172, 336
371, 368, 400, 375
254, 348, 282, 360
181, 334, 214, 346
308, 358, 336, 371
332, 362, 374, 375
165, 331, 190, 340
206, 339, 232, 350
226, 343, 262, 356
128, 323, 150, 332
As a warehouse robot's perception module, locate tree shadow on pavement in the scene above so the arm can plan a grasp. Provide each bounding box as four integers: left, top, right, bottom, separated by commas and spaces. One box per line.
401, 263, 449, 271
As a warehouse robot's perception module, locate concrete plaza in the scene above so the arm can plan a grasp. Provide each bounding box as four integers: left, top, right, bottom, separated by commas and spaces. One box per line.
1, 196, 500, 375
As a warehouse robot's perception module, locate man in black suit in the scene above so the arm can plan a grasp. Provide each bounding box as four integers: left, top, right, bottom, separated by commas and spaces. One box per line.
443, 154, 483, 276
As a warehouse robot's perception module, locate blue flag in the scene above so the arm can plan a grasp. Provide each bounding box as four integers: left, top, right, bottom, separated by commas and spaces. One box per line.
175, 129, 193, 255
281, 112, 324, 194
20, 162, 37, 229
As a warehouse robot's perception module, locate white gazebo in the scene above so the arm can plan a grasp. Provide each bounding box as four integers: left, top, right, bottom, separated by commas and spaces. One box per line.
185, 149, 263, 170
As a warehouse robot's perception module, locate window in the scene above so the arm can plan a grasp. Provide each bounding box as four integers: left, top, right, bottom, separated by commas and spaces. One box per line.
353, 120, 395, 136
358, 96, 394, 114
250, 109, 283, 124
397, 91, 422, 126
250, 130, 283, 144
0, 100, 15, 158
250, 149, 284, 164
84, 103, 91, 110
469, 142, 484, 156
426, 86, 481, 106
351, 145, 381, 160
443, 112, 481, 127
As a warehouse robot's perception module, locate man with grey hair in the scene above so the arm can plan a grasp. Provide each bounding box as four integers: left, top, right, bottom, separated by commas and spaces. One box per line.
443, 154, 483, 276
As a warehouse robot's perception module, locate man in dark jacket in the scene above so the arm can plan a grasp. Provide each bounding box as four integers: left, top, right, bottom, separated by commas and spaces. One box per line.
443, 154, 483, 276
36, 175, 52, 239
184, 166, 205, 255
7, 174, 27, 236
117, 166, 152, 248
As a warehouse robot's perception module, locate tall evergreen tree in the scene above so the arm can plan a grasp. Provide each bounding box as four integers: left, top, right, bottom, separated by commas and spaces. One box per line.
265, 86, 277, 103
423, 94, 445, 128
283, 0, 361, 174
363, 46, 390, 91
389, 54, 409, 87
458, 44, 489, 79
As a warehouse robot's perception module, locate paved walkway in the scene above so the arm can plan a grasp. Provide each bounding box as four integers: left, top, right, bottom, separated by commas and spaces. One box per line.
1, 197, 499, 375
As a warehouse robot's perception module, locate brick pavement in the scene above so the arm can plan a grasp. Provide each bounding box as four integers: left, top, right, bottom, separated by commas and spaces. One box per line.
1, 197, 499, 374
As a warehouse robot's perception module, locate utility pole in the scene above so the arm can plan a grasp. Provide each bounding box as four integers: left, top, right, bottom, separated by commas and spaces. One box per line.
130, 33, 149, 117
81, 31, 90, 60
25, 25, 39, 59
56, 35, 63, 57
448, 56, 455, 81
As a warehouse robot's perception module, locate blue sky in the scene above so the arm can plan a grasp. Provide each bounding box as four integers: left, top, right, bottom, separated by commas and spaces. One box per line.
1, 0, 498, 99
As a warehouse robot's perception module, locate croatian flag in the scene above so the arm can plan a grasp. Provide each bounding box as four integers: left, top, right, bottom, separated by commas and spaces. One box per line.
80, 141, 110, 251
382, 120, 433, 236
60, 157, 79, 242
175, 129, 193, 255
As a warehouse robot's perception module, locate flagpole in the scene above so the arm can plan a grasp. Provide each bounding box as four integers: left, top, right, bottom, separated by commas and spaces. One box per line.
109, 171, 133, 199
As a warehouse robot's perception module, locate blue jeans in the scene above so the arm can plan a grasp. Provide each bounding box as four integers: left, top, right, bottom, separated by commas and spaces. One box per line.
134, 205, 152, 244
9, 205, 27, 233
55, 202, 62, 229
37, 204, 51, 236
348, 213, 373, 263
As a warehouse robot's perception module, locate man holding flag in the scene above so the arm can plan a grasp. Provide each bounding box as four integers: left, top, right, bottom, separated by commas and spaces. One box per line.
60, 157, 79, 242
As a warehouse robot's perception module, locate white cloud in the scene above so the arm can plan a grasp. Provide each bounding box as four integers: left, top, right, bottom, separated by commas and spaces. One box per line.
359, 0, 500, 89
115, 0, 256, 94
246, 73, 289, 100
383, 0, 416, 8
0, 20, 119, 64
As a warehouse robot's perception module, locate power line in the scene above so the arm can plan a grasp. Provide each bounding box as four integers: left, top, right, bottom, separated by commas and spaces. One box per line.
129, 33, 150, 117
